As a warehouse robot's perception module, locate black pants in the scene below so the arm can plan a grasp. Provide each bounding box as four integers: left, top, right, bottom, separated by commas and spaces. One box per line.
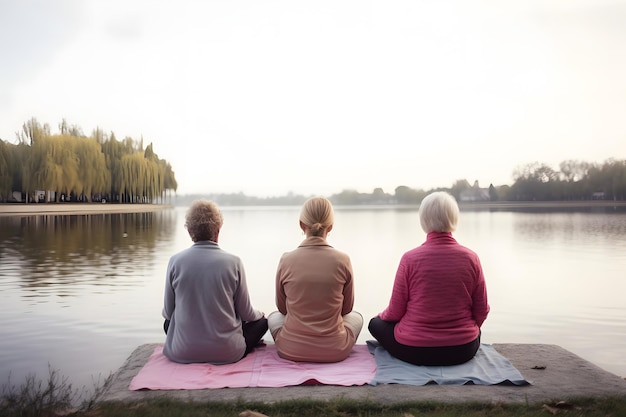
368, 317, 480, 366
163, 317, 269, 357
242, 317, 269, 355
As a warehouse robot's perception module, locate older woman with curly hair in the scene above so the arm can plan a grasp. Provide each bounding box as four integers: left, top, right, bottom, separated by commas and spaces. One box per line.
162, 199, 267, 364
369, 191, 490, 366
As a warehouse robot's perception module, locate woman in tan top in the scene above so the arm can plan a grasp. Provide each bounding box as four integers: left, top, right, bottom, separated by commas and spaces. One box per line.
268, 197, 363, 362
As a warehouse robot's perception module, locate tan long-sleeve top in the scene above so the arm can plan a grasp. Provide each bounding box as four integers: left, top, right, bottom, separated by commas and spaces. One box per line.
274, 236, 356, 362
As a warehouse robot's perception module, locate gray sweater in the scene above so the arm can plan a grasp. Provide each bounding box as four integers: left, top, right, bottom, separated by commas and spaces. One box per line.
162, 241, 264, 364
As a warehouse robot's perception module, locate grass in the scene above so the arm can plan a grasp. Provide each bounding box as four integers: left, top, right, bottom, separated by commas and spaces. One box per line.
86, 396, 626, 416
2, 369, 625, 417
0, 366, 111, 417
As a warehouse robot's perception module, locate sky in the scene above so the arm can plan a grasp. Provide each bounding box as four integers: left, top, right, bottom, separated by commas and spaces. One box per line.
1, 0, 625, 197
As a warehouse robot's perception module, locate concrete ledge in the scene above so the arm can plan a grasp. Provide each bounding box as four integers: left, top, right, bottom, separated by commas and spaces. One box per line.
99, 343, 626, 405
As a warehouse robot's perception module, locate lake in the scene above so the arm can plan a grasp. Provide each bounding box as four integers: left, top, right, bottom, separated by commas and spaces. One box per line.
1, 205, 625, 394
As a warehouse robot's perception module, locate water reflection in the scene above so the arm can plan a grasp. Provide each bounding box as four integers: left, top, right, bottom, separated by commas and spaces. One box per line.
0, 211, 178, 302
0, 206, 625, 391
512, 212, 626, 253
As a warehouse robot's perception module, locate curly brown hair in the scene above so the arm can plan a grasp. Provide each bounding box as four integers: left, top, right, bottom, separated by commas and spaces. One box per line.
185, 199, 223, 242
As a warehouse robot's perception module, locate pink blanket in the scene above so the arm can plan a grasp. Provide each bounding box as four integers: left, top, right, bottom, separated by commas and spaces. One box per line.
129, 344, 376, 390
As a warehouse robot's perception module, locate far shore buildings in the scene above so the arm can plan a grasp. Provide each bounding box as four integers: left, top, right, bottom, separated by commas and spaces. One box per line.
459, 184, 491, 202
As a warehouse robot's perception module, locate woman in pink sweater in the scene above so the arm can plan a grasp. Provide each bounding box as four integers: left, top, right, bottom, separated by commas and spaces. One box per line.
368, 191, 490, 365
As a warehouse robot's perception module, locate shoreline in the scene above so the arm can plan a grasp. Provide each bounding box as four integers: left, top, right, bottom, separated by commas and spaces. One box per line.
0, 202, 173, 216
1, 200, 625, 217
458, 200, 626, 209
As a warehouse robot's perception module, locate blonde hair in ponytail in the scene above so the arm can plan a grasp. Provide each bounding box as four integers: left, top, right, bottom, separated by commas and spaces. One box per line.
299, 197, 334, 237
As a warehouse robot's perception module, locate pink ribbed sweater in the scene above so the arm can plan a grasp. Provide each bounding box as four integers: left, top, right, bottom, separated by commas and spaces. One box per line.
379, 232, 490, 347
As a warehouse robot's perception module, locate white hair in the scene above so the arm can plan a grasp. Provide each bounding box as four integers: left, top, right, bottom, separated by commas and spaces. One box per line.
419, 191, 459, 233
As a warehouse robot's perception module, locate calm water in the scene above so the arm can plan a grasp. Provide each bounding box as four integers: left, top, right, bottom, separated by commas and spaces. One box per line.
1, 206, 625, 392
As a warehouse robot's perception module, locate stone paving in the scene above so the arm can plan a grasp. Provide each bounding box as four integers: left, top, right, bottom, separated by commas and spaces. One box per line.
100, 343, 626, 405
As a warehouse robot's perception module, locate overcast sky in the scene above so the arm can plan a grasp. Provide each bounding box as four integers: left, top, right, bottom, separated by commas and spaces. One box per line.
1, 0, 625, 197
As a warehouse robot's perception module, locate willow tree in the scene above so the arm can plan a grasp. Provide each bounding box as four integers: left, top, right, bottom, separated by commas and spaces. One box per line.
119, 152, 150, 203
7, 118, 177, 204
143, 143, 162, 202
0, 140, 12, 200
9, 142, 28, 200
17, 117, 50, 146
60, 137, 81, 200
101, 135, 126, 202
161, 159, 177, 203
21, 138, 44, 202
27, 136, 72, 202
75, 136, 110, 201
91, 127, 107, 145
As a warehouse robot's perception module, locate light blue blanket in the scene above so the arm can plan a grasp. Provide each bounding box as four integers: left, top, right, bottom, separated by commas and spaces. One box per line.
367, 341, 530, 386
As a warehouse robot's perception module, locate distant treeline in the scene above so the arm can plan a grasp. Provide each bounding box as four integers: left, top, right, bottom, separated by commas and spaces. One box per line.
175, 159, 626, 206
0, 118, 177, 203
1, 118, 624, 206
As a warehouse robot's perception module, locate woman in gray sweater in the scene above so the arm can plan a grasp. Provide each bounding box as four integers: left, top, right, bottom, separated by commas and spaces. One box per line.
162, 199, 267, 364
